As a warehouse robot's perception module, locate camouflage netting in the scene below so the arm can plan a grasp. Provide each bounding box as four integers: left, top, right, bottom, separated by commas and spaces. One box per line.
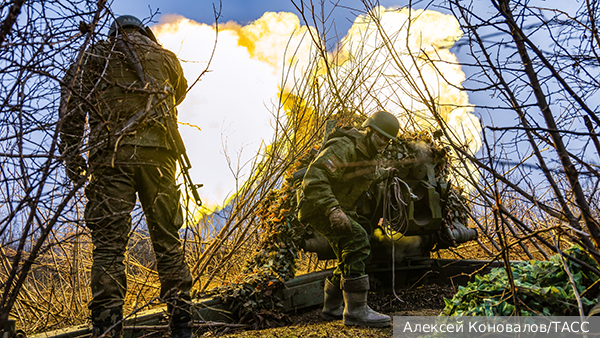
379, 130, 471, 238
206, 127, 474, 329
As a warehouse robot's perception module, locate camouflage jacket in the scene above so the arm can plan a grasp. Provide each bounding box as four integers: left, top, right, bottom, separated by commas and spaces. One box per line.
59, 30, 187, 159
299, 127, 379, 222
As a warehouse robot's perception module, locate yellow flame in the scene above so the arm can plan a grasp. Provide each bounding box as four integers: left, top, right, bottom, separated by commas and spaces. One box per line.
235, 12, 314, 77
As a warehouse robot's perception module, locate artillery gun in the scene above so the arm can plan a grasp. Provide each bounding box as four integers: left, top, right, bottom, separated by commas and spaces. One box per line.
297, 122, 479, 286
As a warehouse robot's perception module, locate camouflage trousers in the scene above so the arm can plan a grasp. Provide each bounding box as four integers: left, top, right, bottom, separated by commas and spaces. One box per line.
85, 146, 192, 313
307, 210, 371, 288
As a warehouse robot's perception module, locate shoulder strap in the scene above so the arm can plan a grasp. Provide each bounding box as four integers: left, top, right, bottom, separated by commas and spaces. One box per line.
114, 37, 152, 85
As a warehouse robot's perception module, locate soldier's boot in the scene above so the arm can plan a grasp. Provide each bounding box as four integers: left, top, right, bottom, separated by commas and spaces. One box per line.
341, 275, 391, 327
91, 307, 123, 338
321, 277, 344, 320
169, 299, 193, 338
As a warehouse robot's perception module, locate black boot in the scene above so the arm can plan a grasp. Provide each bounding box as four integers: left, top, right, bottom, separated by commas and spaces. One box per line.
168, 299, 193, 338
91, 307, 123, 338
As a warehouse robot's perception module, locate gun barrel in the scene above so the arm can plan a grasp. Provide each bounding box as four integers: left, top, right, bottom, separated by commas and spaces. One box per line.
182, 168, 203, 206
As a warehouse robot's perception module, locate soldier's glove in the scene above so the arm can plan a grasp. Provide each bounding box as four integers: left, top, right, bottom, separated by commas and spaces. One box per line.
326, 206, 351, 234
65, 154, 87, 182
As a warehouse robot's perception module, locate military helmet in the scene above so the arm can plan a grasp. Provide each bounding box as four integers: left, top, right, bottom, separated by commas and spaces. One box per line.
108, 15, 145, 36
362, 111, 400, 140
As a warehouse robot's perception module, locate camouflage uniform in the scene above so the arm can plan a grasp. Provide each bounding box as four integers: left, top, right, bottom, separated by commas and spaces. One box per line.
299, 127, 380, 288
59, 30, 192, 321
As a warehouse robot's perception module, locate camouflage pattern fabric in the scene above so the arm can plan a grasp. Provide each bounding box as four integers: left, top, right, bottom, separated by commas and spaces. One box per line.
91, 306, 123, 338
307, 212, 371, 288
299, 127, 381, 287
85, 146, 192, 311
299, 127, 378, 221
59, 29, 187, 159
59, 29, 192, 316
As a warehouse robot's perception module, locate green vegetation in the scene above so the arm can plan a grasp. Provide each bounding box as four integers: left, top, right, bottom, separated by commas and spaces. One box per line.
442, 246, 600, 316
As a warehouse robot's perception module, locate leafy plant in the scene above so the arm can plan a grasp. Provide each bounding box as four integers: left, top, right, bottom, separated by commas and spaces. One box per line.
442, 246, 600, 316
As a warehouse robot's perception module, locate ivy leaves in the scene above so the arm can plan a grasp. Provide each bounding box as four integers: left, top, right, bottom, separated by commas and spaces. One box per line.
442, 246, 600, 316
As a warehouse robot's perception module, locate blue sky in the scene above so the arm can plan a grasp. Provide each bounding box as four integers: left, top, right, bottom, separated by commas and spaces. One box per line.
113, 0, 300, 25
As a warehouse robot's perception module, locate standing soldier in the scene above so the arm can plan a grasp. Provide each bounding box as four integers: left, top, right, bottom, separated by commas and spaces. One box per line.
298, 111, 399, 327
59, 15, 194, 338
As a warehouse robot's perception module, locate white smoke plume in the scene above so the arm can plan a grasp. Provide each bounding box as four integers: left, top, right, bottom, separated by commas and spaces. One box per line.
153, 13, 312, 213
152, 7, 480, 213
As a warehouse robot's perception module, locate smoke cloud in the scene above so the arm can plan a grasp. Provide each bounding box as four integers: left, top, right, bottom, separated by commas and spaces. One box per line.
152, 7, 480, 213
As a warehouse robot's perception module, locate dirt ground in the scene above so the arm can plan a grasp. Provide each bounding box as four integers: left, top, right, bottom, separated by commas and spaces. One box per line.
195, 284, 454, 338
